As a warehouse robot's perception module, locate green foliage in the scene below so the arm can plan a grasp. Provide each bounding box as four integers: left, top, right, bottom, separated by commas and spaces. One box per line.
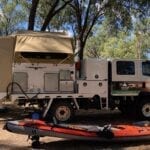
0, 0, 27, 35
52, 0, 149, 60
134, 18, 150, 58
85, 19, 150, 59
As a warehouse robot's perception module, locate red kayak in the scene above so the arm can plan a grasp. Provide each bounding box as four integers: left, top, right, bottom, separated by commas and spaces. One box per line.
4, 119, 150, 142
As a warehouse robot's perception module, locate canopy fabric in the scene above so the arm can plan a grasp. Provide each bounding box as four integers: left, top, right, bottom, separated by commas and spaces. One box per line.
14, 32, 73, 54
0, 32, 73, 92
0, 32, 73, 91
0, 37, 15, 92
15, 31, 70, 38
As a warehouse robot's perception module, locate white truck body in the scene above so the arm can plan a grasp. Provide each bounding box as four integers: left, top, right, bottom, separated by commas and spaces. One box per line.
11, 59, 109, 109
0, 31, 150, 122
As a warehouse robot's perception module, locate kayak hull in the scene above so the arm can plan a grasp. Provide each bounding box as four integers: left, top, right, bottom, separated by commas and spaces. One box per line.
4, 119, 150, 142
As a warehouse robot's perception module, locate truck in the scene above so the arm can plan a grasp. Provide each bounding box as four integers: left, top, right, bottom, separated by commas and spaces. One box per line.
0, 31, 150, 122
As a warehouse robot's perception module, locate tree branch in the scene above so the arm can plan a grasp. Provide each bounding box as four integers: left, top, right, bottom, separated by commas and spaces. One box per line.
41, 0, 72, 31
41, 0, 59, 31
51, 0, 72, 19
83, 12, 104, 48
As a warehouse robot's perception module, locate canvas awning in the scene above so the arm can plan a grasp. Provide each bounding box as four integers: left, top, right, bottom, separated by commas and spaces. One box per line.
14, 31, 73, 54
0, 37, 15, 92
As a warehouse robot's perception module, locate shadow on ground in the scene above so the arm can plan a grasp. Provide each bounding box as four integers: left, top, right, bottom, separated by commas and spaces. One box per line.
0, 104, 33, 122
38, 139, 150, 150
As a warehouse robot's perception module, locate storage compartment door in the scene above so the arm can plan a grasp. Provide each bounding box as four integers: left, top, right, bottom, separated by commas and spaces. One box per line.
13, 72, 28, 93
60, 81, 74, 92
44, 73, 59, 92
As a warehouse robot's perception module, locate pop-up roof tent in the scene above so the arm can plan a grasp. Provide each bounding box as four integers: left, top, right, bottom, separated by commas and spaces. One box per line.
0, 31, 74, 92
14, 31, 74, 63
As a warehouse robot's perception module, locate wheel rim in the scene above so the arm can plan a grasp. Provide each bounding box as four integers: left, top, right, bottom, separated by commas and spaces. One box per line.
142, 103, 150, 118
55, 106, 71, 122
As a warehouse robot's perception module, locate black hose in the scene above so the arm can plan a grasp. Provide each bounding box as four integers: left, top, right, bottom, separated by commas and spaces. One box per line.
6, 82, 40, 101
6, 82, 30, 100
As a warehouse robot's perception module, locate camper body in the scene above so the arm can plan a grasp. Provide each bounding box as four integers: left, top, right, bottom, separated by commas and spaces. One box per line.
0, 32, 150, 122
11, 59, 150, 122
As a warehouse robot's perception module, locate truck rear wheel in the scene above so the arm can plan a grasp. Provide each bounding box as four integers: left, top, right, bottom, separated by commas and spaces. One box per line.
51, 101, 74, 123
138, 99, 150, 120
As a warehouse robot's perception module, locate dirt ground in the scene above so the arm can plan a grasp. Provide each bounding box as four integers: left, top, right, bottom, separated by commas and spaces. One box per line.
0, 104, 150, 150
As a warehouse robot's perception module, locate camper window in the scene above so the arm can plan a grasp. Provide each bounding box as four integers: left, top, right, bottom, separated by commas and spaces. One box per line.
142, 61, 150, 76
20, 52, 68, 60
116, 61, 135, 75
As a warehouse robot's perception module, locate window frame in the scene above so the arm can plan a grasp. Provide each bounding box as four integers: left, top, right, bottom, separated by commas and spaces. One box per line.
142, 61, 150, 76
116, 61, 135, 75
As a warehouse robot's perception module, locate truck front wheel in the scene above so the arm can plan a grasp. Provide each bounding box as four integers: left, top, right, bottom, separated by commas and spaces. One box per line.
138, 98, 150, 120
51, 102, 74, 123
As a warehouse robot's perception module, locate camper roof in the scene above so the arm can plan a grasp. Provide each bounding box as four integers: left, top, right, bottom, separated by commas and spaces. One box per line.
13, 31, 73, 54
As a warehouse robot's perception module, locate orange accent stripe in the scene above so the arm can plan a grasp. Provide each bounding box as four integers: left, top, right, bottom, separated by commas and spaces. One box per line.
18, 120, 150, 138
113, 125, 150, 137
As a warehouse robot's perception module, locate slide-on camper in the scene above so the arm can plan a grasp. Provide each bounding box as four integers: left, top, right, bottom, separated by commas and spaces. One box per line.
0, 31, 150, 122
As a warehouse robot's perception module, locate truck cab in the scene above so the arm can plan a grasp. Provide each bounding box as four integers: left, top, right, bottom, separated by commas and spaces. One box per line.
111, 59, 150, 119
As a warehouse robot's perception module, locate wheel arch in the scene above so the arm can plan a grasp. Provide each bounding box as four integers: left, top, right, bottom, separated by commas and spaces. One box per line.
139, 91, 150, 97
50, 98, 77, 110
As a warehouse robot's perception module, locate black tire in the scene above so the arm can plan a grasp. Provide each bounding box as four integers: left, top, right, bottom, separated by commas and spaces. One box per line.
138, 98, 150, 120
50, 101, 74, 123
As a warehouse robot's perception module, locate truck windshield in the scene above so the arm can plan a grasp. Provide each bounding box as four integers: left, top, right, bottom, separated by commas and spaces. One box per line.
142, 61, 150, 76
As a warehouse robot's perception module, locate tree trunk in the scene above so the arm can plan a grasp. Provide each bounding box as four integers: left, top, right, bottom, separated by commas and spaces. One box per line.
28, 0, 39, 30
75, 38, 85, 60
41, 12, 54, 31
75, 38, 85, 78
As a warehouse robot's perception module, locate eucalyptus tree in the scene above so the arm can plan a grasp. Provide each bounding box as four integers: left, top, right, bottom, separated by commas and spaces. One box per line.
85, 18, 150, 59
59, 0, 149, 60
